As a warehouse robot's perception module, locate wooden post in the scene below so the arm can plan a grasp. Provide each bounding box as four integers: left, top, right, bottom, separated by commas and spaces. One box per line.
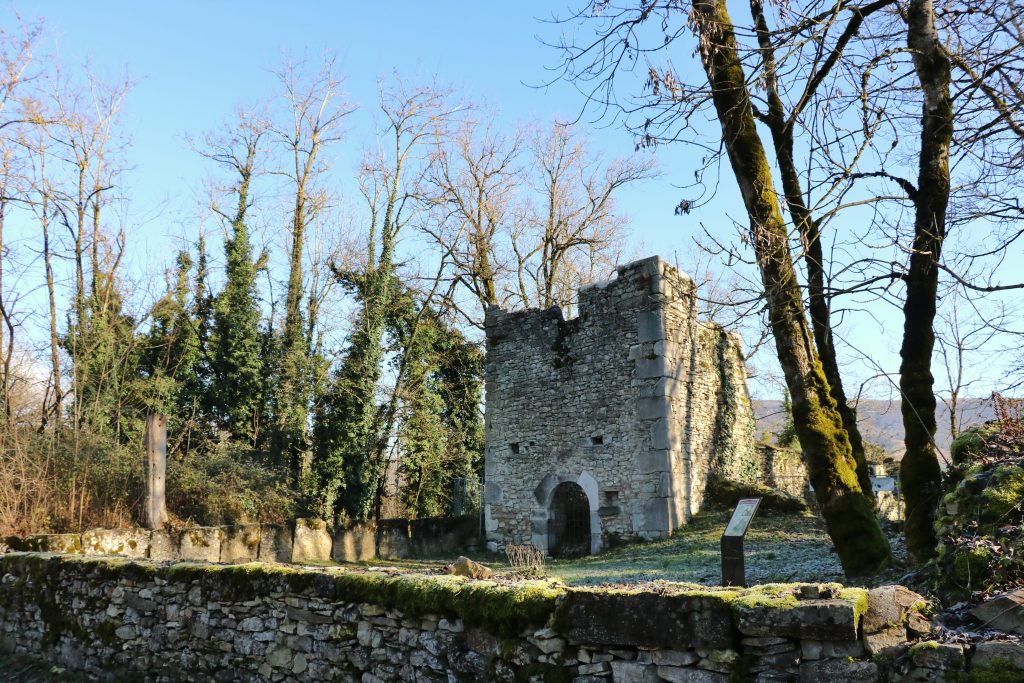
144, 414, 169, 529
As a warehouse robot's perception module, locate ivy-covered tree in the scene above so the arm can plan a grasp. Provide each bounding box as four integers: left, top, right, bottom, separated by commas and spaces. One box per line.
310, 267, 393, 520
310, 82, 453, 521
397, 309, 484, 518
67, 263, 142, 443
312, 274, 485, 522
271, 58, 353, 478
776, 390, 799, 449
207, 113, 266, 446
137, 250, 204, 445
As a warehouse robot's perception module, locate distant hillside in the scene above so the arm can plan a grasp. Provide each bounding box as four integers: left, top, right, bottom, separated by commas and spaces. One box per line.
752, 398, 995, 461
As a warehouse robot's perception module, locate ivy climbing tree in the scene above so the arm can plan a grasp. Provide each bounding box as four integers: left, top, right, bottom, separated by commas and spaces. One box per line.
204, 112, 268, 446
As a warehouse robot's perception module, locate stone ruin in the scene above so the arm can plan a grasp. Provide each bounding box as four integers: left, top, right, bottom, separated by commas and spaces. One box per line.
483, 256, 757, 556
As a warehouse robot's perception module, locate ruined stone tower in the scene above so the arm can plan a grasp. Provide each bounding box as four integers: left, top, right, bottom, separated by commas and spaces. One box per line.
483, 256, 756, 555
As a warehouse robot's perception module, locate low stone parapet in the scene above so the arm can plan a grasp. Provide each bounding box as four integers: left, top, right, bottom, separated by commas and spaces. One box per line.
1, 552, 1005, 682
2, 515, 479, 565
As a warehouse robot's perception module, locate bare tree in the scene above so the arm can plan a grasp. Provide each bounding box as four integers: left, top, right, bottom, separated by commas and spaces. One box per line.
424, 110, 522, 322
549, 0, 893, 573
18, 120, 63, 426
935, 291, 1004, 441
268, 55, 354, 474
0, 18, 42, 427
27, 64, 133, 438
313, 79, 461, 521
512, 121, 654, 313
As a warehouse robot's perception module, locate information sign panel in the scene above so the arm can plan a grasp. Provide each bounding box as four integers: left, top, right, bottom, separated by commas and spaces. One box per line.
872, 476, 896, 493
721, 497, 762, 587
723, 498, 761, 537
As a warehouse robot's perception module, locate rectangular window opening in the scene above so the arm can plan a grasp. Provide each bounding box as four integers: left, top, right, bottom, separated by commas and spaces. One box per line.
590, 435, 604, 446
603, 490, 619, 505
509, 443, 520, 455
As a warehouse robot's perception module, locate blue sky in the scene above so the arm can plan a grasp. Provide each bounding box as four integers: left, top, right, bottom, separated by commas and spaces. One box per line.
24, 2, 712, 251
9, 1, 1001, 403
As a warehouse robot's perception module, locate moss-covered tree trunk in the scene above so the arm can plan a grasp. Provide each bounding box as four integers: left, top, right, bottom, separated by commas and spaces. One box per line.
748, 0, 878, 499
899, 0, 952, 562
775, 133, 874, 500
693, 0, 890, 575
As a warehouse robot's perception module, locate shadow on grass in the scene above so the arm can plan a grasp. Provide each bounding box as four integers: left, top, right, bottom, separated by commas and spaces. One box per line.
314, 509, 850, 587
545, 509, 845, 586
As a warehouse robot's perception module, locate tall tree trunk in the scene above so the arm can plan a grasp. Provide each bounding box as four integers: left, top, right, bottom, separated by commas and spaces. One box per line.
0, 159, 8, 428
693, 0, 890, 575
775, 133, 874, 498
0, 189, 10, 429
38, 156, 63, 426
749, 0, 877, 499
280, 196, 307, 476
74, 166, 86, 322
900, 0, 952, 562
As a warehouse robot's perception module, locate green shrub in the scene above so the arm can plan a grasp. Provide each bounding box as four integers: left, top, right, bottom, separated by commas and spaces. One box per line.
950, 427, 992, 464
167, 440, 297, 526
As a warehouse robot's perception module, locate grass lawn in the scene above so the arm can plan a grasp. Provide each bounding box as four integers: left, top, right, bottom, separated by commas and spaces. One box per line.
545, 509, 847, 586
336, 508, 905, 587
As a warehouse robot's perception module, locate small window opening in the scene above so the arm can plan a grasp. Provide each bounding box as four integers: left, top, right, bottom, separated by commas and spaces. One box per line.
590, 435, 604, 446
603, 490, 619, 505
509, 443, 520, 455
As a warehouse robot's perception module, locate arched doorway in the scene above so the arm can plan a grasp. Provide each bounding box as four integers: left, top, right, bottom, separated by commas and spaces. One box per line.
548, 482, 591, 557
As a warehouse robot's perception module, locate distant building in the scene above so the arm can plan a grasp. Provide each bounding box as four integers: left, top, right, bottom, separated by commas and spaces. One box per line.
483, 256, 757, 556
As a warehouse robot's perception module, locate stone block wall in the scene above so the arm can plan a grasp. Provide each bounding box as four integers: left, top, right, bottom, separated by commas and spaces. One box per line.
484, 256, 757, 553
755, 446, 812, 500
3, 516, 479, 566
753, 445, 903, 522
3, 552, 995, 682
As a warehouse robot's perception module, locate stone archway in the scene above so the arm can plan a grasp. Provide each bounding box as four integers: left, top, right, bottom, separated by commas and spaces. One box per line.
548, 481, 592, 557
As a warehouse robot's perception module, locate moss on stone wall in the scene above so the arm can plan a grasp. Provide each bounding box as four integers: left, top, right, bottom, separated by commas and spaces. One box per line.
950, 425, 997, 465
705, 477, 810, 514
962, 662, 1024, 683
930, 422, 1024, 599
1, 552, 876, 650
0, 553, 565, 640
0, 553, 910, 681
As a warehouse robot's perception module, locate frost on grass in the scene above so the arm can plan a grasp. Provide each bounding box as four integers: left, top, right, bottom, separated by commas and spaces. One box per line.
335, 509, 905, 587
545, 510, 848, 587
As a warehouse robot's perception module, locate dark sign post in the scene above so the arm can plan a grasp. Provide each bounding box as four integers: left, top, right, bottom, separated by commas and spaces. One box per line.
721, 497, 761, 587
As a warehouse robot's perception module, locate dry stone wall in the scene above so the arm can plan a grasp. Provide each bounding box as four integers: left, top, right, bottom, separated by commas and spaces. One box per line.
3, 552, 1002, 682
484, 256, 757, 553
752, 446, 903, 522
3, 517, 478, 566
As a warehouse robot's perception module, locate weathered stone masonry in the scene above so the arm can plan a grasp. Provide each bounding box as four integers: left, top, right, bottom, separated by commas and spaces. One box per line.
2, 552, 989, 683
484, 256, 756, 553
4, 516, 479, 567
